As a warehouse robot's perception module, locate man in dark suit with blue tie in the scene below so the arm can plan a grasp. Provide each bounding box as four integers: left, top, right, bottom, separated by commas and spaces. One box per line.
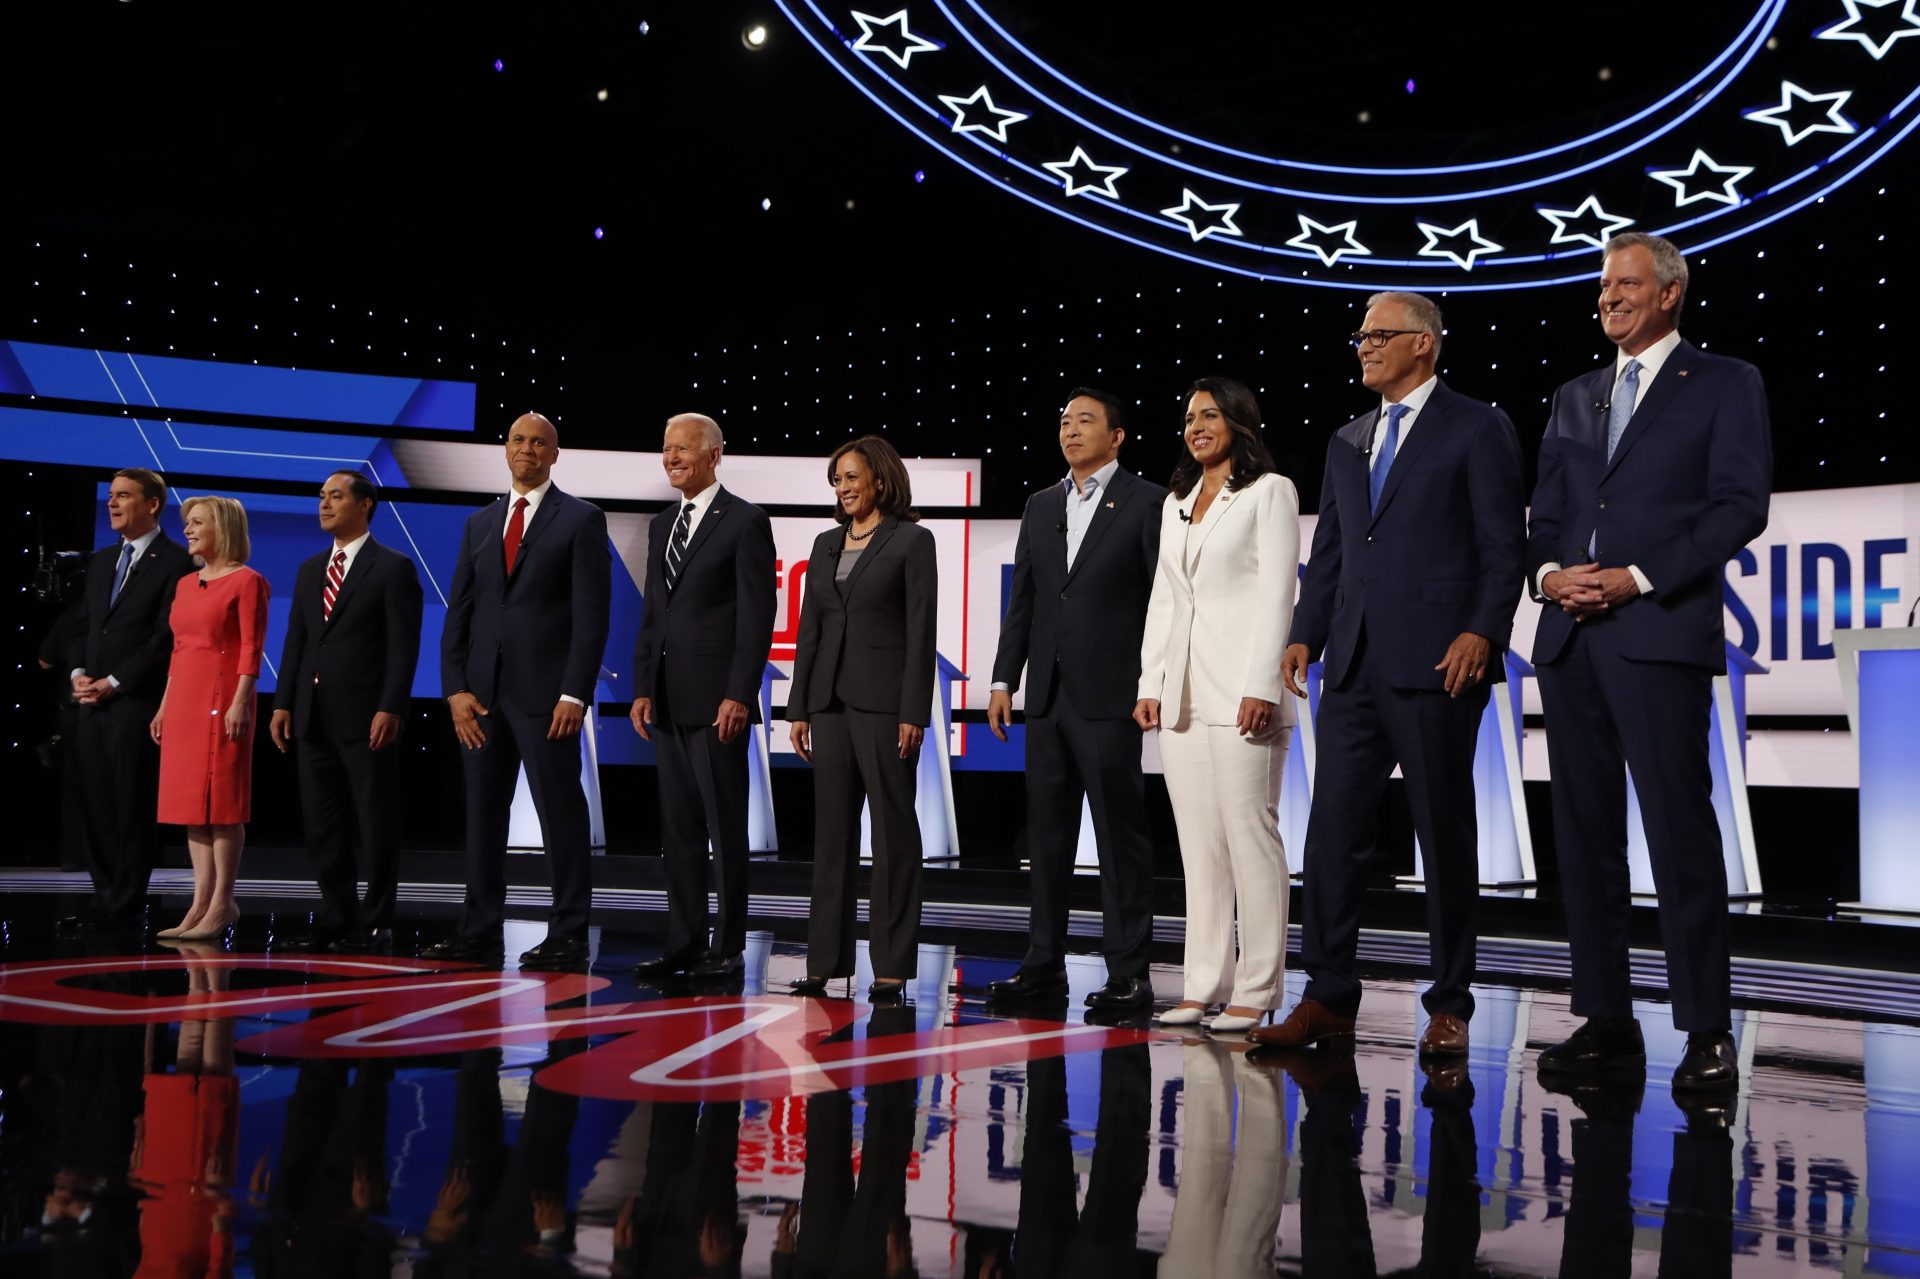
59, 466, 195, 935
1251, 292, 1526, 1060
628, 413, 777, 981
1528, 233, 1771, 1093
985, 387, 1166, 1010
270, 471, 424, 952
432, 413, 612, 968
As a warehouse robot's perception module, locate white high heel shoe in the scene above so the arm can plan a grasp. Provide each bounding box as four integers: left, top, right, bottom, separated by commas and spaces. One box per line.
1205, 1008, 1270, 1034
1154, 1003, 1209, 1026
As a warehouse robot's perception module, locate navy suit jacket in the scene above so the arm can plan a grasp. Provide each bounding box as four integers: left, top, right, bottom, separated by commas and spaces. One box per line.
274, 538, 424, 738
990, 467, 1164, 720
1290, 381, 1527, 690
1527, 340, 1771, 672
67, 531, 196, 714
441, 485, 612, 710
631, 485, 777, 727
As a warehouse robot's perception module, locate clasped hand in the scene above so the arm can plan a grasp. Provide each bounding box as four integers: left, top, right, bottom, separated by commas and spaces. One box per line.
1544, 562, 1640, 621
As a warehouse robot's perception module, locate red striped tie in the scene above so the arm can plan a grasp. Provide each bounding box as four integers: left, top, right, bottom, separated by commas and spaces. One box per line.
323, 549, 346, 621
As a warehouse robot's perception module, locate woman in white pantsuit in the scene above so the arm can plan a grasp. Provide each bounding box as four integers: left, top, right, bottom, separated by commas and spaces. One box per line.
1135, 377, 1300, 1033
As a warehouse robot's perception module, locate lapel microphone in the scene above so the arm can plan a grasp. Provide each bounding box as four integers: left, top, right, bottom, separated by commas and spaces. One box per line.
1055, 521, 1068, 534
1177, 509, 1193, 523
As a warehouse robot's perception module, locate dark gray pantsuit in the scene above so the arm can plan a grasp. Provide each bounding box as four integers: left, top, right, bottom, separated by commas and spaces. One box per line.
805, 707, 923, 979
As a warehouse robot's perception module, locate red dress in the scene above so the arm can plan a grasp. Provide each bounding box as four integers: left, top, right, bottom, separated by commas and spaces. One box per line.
157, 567, 270, 825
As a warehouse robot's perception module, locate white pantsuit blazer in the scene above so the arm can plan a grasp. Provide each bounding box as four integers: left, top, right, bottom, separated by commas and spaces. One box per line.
1138, 471, 1301, 730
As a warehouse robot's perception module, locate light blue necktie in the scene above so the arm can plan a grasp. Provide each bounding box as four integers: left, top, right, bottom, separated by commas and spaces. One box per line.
1589, 359, 1644, 558
1368, 402, 1410, 513
108, 541, 136, 608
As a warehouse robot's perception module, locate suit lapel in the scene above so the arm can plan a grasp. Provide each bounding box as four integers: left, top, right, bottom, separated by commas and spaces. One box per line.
507, 489, 561, 581
1065, 470, 1131, 585
105, 535, 170, 615
323, 540, 375, 627
843, 517, 896, 597
1184, 483, 1236, 566
1603, 342, 1695, 478
675, 487, 732, 584
1369, 389, 1448, 525
479, 497, 509, 584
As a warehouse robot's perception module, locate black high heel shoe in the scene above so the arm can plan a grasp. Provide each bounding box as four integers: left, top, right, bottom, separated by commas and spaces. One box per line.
789, 975, 832, 996
868, 978, 907, 1002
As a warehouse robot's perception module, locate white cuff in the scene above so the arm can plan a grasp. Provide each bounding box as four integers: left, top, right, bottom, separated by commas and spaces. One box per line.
1534, 562, 1563, 600
989, 682, 1010, 693
1626, 564, 1654, 596
559, 694, 585, 707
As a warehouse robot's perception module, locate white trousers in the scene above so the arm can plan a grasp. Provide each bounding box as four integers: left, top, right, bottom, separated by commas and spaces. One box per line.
1157, 1043, 1288, 1279
1159, 716, 1290, 1007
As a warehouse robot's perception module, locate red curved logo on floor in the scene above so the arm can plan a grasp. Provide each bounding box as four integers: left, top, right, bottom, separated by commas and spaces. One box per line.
0, 954, 1152, 1100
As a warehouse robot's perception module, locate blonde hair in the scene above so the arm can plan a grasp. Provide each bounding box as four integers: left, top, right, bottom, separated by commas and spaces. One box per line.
180, 495, 251, 566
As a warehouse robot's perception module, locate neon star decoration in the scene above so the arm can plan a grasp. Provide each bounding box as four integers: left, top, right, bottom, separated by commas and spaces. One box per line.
938, 85, 1028, 142
1042, 146, 1128, 199
1649, 149, 1756, 207
1536, 196, 1635, 250
1285, 214, 1372, 266
1161, 189, 1242, 241
1814, 0, 1920, 60
1744, 82, 1856, 147
1416, 219, 1504, 270
848, 10, 940, 68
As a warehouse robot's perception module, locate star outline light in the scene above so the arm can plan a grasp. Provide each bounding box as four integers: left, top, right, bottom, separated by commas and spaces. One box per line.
848, 9, 940, 69
938, 85, 1028, 142
1285, 214, 1372, 265
1160, 189, 1243, 241
1041, 146, 1128, 199
1814, 0, 1920, 60
1649, 149, 1755, 207
1535, 195, 1635, 250
1415, 218, 1504, 270
1744, 81, 1857, 147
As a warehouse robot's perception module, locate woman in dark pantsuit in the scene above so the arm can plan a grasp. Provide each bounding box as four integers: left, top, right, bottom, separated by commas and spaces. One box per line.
788, 436, 937, 1000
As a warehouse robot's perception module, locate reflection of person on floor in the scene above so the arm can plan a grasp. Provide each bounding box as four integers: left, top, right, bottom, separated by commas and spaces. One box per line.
1014, 1042, 1151, 1277
779, 1006, 922, 1278
252, 1059, 394, 1277
130, 945, 241, 1279
622, 1098, 745, 1277
1159, 1042, 1287, 1278
481, 1037, 590, 1259
416, 1049, 509, 1273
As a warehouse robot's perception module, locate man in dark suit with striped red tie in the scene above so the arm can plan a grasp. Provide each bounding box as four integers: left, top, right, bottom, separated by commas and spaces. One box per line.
629, 413, 777, 981
270, 471, 423, 952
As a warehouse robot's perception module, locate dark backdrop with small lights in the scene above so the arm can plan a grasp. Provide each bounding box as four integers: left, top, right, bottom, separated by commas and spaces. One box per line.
2, 2, 1911, 901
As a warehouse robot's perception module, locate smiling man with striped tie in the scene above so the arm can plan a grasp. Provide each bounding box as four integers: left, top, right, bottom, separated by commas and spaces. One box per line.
270, 471, 423, 952
629, 412, 777, 982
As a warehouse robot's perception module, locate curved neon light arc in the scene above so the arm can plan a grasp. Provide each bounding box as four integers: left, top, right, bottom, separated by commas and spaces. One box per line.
926, 0, 1784, 204
954, 0, 1785, 178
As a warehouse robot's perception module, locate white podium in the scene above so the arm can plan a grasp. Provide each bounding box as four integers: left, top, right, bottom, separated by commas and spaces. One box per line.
1836, 628, 1920, 913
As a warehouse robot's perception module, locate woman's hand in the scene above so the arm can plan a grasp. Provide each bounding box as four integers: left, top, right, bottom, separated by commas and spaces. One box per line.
224, 697, 254, 742
1236, 696, 1275, 738
149, 707, 165, 744
789, 720, 812, 763
1132, 698, 1160, 731
897, 723, 924, 759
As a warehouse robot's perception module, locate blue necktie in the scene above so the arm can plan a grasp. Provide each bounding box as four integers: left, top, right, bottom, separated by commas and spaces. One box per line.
108, 541, 136, 608
1369, 403, 1410, 513
1605, 358, 1642, 463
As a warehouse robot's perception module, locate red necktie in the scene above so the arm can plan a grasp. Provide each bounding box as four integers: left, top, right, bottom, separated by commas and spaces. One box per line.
503, 496, 529, 573
323, 549, 346, 621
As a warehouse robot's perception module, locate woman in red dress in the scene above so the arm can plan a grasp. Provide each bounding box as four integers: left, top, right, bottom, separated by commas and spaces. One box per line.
151, 496, 270, 941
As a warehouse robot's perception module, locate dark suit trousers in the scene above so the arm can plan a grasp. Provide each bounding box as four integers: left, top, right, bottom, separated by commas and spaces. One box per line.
1537, 623, 1729, 1033
458, 693, 593, 937
76, 701, 163, 916
1300, 649, 1487, 1020
807, 709, 922, 979
653, 718, 751, 957
1015, 1044, 1150, 1278
1297, 1068, 1377, 1278
297, 699, 403, 930
1021, 700, 1155, 977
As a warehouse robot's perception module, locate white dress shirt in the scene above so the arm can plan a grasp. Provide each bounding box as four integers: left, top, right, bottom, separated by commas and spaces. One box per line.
503, 479, 585, 708
1369, 374, 1440, 469
990, 461, 1121, 695
77, 526, 162, 687
670, 479, 723, 543
329, 530, 371, 579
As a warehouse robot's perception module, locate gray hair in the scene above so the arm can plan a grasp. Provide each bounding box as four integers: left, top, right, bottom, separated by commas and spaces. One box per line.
1367, 290, 1444, 357
1604, 232, 1689, 319
665, 412, 725, 450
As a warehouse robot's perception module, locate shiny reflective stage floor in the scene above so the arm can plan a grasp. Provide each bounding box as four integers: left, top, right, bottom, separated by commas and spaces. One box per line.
4, 901, 1920, 1277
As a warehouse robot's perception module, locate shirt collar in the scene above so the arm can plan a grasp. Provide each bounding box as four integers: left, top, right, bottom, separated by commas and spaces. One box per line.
121, 526, 161, 557
332, 530, 371, 558
677, 480, 723, 518
1380, 374, 1440, 418
1617, 328, 1683, 382
508, 478, 554, 507
1062, 458, 1122, 499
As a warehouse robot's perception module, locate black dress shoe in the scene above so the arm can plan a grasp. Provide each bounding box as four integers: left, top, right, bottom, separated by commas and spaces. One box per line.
329, 927, 393, 953
985, 965, 1067, 1001
1671, 1030, 1738, 1093
689, 952, 745, 979
519, 934, 591, 970
1084, 976, 1153, 1010
54, 913, 102, 938
1539, 1073, 1646, 1122
1538, 1016, 1647, 1077
423, 934, 505, 963
278, 927, 347, 953
1082, 1006, 1152, 1030
632, 946, 703, 981
867, 978, 906, 1002
788, 975, 832, 996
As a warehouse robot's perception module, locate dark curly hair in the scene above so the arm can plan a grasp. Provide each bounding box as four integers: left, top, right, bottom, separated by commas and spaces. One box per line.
1168, 376, 1277, 499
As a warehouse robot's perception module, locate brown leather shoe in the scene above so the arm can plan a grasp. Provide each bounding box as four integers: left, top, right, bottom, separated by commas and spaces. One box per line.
1246, 998, 1356, 1049
1419, 1013, 1469, 1057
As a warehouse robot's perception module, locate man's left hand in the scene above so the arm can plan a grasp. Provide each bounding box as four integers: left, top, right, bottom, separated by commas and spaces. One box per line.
547, 700, 586, 740
1434, 632, 1492, 698
1557, 566, 1641, 618
368, 711, 401, 751
713, 698, 749, 745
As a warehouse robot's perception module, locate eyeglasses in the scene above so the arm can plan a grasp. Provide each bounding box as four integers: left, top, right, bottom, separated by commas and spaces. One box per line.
1348, 328, 1424, 349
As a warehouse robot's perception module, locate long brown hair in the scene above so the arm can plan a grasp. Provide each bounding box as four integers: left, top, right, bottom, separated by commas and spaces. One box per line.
827, 436, 918, 523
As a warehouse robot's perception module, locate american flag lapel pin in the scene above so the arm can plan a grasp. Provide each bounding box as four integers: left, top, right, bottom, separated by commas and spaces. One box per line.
1677, 370, 1689, 377
1105, 500, 1116, 508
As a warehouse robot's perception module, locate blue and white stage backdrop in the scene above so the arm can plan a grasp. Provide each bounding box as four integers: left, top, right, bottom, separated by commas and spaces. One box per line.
5, 340, 1915, 785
